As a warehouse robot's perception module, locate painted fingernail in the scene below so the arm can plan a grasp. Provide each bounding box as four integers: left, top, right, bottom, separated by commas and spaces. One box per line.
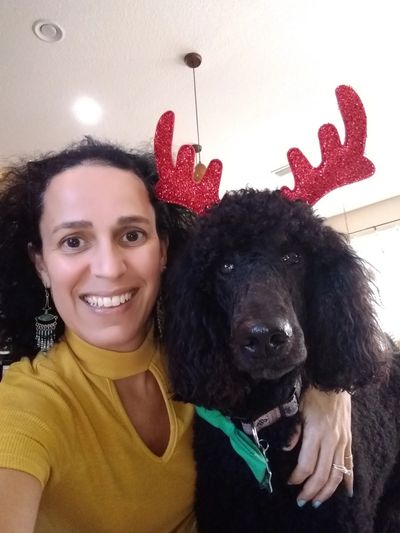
312, 500, 322, 509
297, 499, 306, 508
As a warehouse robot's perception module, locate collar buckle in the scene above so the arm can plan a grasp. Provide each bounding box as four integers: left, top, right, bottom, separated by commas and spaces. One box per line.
241, 378, 301, 439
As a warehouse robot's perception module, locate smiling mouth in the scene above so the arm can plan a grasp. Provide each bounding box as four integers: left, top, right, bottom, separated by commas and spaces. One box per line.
82, 291, 135, 309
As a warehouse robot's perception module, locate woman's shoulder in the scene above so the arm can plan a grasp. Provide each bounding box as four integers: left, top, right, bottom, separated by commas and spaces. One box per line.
0, 339, 77, 417
2, 338, 69, 380
0, 342, 76, 488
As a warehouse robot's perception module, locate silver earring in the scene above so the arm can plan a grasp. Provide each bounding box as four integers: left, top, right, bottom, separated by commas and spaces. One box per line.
35, 287, 58, 352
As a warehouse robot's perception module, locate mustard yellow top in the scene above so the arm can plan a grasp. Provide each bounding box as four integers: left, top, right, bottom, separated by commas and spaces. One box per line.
0, 330, 196, 532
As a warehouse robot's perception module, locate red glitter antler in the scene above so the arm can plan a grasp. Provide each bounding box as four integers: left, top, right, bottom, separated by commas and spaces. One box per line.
280, 85, 375, 205
154, 111, 223, 214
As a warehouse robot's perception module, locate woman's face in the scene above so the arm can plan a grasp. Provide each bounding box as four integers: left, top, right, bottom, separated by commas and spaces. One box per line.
33, 163, 167, 351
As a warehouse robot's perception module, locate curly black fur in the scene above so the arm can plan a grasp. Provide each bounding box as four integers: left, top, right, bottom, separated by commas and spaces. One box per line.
164, 188, 400, 532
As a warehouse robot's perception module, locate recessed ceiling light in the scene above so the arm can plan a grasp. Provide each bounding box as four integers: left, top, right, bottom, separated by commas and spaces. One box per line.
72, 97, 103, 126
32, 20, 64, 43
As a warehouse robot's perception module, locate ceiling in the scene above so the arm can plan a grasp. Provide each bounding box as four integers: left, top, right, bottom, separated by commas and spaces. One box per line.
1, 0, 399, 217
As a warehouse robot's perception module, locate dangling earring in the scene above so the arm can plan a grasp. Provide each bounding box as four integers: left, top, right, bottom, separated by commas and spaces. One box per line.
35, 286, 58, 352
155, 295, 164, 341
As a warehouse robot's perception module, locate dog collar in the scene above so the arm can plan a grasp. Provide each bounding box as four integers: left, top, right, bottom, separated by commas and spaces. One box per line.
240, 379, 301, 438
195, 405, 273, 492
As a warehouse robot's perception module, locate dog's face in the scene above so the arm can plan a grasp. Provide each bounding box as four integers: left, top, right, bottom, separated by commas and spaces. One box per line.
166, 190, 320, 410
165, 189, 384, 412
215, 241, 308, 382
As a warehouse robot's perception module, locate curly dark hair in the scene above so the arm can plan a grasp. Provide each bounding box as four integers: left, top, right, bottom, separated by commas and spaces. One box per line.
0, 138, 195, 360
163, 188, 400, 533
165, 188, 387, 405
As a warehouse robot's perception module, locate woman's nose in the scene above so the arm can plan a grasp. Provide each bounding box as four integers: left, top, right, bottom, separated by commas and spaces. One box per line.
91, 242, 127, 279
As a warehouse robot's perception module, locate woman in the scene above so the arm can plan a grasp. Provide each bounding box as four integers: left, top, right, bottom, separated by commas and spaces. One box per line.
0, 139, 352, 532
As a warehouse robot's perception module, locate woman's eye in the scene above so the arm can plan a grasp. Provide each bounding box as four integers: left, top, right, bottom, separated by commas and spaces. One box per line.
61, 236, 84, 249
122, 230, 145, 244
281, 252, 301, 265
221, 262, 235, 274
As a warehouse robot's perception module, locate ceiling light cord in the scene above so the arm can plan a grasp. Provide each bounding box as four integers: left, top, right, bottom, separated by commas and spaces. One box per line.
184, 52, 206, 182
192, 67, 202, 164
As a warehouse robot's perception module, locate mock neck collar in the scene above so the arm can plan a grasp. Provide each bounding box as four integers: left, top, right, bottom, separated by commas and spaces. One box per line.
64, 328, 157, 379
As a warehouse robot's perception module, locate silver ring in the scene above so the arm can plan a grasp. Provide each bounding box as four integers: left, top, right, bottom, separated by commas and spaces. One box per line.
332, 463, 353, 476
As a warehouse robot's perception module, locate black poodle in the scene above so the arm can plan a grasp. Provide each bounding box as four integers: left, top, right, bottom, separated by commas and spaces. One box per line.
164, 188, 400, 533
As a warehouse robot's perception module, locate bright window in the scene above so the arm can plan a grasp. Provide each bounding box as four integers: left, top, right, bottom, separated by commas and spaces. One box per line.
350, 223, 400, 342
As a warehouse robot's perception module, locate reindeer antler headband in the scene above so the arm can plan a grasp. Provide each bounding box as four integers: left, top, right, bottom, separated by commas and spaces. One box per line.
154, 85, 375, 214
154, 111, 222, 214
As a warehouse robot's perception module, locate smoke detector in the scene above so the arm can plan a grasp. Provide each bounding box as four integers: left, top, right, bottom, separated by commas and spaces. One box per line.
32, 20, 64, 43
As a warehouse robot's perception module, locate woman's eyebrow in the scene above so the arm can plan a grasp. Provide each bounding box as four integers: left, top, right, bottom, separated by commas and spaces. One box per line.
52, 220, 92, 234
117, 216, 151, 226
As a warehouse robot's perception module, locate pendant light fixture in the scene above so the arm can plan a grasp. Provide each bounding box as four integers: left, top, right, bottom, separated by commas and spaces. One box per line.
184, 52, 207, 182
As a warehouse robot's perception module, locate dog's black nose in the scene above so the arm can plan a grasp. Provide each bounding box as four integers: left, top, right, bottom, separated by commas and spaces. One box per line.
240, 323, 292, 355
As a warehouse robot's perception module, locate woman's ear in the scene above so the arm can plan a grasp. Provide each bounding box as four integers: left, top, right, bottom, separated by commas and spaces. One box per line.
27, 242, 50, 287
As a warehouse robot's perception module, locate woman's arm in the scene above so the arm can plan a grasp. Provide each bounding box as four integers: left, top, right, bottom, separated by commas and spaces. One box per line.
0, 468, 42, 532
285, 388, 352, 507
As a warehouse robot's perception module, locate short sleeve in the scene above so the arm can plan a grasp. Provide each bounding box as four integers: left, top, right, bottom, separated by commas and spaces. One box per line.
0, 408, 53, 486
0, 359, 71, 487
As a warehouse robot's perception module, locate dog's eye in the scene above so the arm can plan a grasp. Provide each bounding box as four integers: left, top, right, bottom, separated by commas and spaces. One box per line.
221, 262, 235, 274
281, 252, 301, 265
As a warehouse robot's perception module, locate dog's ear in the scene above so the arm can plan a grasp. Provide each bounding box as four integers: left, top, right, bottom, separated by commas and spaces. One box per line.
163, 246, 232, 406
304, 227, 386, 391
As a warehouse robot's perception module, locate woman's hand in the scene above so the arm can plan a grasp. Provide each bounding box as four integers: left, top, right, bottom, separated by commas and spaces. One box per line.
284, 387, 353, 508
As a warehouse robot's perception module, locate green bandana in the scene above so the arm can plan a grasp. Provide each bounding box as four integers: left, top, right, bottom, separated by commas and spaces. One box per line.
195, 405, 273, 492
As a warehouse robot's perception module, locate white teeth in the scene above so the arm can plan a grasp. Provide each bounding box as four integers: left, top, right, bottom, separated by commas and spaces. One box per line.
84, 292, 133, 308
103, 297, 112, 308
